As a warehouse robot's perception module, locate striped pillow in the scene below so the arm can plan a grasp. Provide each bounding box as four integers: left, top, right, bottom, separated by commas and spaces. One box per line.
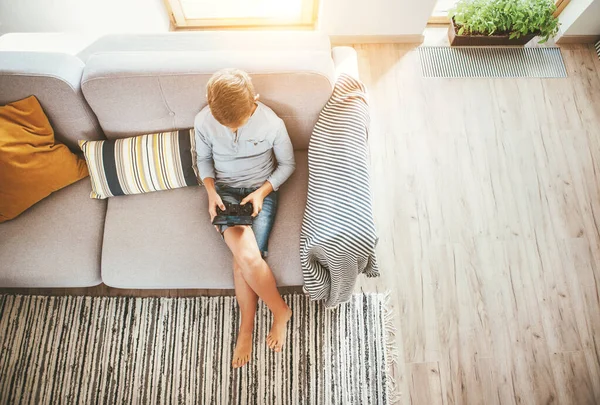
79, 130, 198, 199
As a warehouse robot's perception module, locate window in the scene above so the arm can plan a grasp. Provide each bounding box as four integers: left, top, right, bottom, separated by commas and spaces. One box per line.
164, 0, 319, 29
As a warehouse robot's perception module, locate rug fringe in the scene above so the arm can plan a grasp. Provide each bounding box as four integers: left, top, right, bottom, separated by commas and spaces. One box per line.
381, 291, 401, 405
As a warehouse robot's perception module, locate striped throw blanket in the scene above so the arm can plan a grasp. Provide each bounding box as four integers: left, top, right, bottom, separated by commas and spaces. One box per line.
300, 74, 379, 308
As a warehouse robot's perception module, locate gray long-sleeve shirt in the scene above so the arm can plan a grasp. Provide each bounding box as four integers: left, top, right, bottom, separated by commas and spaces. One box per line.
194, 102, 296, 190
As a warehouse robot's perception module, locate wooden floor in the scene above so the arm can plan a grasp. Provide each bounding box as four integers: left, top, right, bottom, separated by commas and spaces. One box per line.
3, 35, 600, 405
354, 39, 600, 404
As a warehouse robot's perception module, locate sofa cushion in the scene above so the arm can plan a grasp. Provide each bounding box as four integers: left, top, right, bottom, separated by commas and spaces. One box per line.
79, 129, 197, 199
0, 96, 90, 222
101, 151, 307, 288
0, 178, 106, 287
263, 151, 308, 278
81, 49, 334, 150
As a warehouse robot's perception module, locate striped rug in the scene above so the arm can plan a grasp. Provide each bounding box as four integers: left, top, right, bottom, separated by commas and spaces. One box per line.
596, 40, 600, 60
419, 46, 567, 78
0, 293, 397, 405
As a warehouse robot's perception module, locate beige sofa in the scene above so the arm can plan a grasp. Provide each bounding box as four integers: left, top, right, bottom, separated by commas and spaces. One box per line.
0, 32, 359, 289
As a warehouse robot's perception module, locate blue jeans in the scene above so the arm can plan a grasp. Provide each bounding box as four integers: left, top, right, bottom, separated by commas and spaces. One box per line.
215, 185, 279, 258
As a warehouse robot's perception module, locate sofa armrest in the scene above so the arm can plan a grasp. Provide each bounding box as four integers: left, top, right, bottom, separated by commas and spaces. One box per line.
331, 46, 360, 80
0, 51, 104, 148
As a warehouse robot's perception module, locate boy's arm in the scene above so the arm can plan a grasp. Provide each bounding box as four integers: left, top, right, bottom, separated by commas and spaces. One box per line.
266, 122, 296, 191
195, 126, 225, 225
241, 122, 294, 217
195, 125, 216, 182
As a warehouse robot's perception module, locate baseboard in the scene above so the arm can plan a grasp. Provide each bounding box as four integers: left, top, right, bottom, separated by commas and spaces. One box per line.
556, 35, 600, 44
329, 35, 424, 45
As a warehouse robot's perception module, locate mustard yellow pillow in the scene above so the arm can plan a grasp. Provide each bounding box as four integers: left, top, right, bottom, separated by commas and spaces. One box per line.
0, 96, 89, 223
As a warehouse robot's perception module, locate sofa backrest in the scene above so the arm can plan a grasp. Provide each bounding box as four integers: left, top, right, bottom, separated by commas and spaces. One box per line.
76, 31, 332, 63
0, 52, 104, 151
80, 33, 335, 150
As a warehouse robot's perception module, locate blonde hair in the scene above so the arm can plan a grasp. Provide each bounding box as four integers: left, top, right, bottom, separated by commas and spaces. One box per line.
206, 68, 256, 127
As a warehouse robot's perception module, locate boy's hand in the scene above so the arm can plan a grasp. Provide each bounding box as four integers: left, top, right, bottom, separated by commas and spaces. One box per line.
208, 192, 226, 232
241, 191, 263, 217
241, 182, 273, 217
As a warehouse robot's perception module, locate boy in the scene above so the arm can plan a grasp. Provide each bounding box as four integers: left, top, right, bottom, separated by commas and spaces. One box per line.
195, 69, 295, 368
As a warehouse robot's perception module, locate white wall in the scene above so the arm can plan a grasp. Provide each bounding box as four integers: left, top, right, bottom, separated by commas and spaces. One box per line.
0, 0, 436, 37
565, 0, 600, 35
559, 0, 600, 36
0, 0, 170, 35
319, 0, 437, 36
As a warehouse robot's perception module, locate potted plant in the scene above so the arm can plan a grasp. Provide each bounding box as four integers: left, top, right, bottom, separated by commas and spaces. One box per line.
448, 0, 560, 46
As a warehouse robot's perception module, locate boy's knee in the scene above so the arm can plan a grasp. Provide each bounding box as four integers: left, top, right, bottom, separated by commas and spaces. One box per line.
237, 251, 263, 274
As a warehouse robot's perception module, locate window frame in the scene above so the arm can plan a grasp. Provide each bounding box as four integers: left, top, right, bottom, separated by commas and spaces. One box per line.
163, 0, 320, 30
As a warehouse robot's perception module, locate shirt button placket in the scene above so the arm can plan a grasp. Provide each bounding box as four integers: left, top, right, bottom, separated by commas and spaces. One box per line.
233, 129, 239, 151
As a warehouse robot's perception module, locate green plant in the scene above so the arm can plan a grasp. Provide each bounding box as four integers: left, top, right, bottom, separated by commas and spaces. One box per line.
449, 0, 560, 43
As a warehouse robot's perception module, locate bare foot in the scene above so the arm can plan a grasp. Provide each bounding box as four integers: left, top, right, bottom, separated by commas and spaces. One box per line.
232, 330, 253, 368
266, 307, 292, 352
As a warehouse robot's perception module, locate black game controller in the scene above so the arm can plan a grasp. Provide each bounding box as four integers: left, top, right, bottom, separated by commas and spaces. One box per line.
212, 203, 254, 226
